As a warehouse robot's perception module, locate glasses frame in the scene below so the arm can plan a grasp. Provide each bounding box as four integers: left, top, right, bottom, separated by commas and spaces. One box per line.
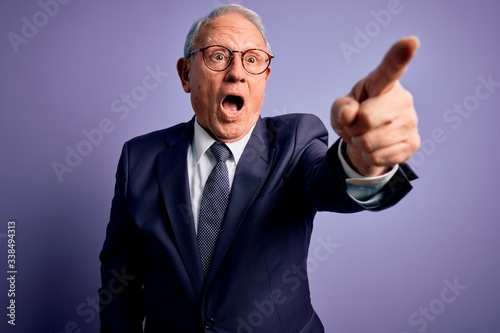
188, 45, 274, 75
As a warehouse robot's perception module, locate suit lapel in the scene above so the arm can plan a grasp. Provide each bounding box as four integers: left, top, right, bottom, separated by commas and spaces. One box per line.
157, 118, 204, 295
205, 118, 275, 284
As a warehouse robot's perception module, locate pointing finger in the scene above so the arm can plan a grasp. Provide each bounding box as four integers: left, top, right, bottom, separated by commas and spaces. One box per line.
352, 36, 420, 101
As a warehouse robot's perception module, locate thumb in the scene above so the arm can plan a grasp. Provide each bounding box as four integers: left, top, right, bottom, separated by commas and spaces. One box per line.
331, 96, 360, 141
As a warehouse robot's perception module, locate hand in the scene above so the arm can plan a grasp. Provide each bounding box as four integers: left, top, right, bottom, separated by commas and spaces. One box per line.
331, 36, 421, 177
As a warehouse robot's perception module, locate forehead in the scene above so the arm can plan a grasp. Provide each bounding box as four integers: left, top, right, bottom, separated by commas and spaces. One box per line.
197, 12, 266, 48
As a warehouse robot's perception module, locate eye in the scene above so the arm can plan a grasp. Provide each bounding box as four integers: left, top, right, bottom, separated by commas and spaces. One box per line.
211, 52, 227, 62
246, 55, 258, 64
244, 50, 266, 66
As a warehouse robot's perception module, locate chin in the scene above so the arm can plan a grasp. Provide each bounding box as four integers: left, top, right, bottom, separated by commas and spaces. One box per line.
214, 125, 248, 143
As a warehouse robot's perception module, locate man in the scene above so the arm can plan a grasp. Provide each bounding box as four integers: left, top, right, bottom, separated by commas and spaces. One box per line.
99, 4, 420, 332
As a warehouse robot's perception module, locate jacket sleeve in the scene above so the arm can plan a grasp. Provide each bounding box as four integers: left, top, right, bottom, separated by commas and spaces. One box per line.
99, 142, 145, 333
292, 114, 417, 213
326, 138, 418, 211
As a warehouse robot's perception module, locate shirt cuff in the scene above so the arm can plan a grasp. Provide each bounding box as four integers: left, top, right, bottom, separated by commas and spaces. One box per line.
337, 139, 398, 201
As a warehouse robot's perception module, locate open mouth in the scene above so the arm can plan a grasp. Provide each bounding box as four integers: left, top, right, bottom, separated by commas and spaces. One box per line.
222, 95, 244, 112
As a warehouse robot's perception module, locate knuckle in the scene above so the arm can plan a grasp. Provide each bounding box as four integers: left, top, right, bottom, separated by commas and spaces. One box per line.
402, 110, 418, 130
410, 133, 421, 152
403, 89, 414, 103
410, 112, 419, 127
356, 108, 373, 127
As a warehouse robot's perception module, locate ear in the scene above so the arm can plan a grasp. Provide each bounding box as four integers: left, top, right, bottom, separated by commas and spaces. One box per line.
263, 66, 272, 81
176, 57, 191, 93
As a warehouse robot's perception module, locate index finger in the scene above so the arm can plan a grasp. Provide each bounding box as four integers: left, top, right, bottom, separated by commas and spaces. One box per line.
358, 36, 420, 99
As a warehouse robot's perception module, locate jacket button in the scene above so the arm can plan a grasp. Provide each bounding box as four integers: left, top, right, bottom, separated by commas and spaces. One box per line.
204, 317, 216, 329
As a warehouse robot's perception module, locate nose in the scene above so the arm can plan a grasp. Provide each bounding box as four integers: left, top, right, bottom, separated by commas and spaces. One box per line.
224, 52, 246, 83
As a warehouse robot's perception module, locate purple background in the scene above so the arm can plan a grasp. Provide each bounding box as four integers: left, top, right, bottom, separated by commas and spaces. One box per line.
1, 0, 499, 332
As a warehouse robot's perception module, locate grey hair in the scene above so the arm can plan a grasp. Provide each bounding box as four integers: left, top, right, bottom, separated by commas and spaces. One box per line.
183, 4, 272, 58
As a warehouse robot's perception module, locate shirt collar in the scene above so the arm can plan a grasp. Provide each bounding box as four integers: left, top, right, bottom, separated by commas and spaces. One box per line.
192, 117, 254, 165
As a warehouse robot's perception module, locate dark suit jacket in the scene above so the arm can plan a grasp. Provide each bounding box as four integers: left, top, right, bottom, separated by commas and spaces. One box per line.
99, 114, 416, 333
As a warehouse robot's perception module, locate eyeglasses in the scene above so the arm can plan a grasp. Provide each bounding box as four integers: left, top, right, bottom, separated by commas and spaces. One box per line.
188, 45, 274, 75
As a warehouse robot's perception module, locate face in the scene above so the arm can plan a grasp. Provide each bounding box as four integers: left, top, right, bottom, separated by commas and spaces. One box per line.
177, 12, 272, 142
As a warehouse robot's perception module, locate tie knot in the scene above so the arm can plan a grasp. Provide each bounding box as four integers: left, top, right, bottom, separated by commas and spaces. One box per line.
210, 142, 231, 162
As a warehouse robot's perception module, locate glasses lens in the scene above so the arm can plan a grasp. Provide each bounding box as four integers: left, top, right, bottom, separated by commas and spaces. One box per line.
201, 46, 272, 74
242, 50, 270, 74
204, 46, 232, 71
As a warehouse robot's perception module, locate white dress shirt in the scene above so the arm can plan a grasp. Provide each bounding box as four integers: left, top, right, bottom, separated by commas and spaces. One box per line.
187, 118, 396, 233
187, 119, 253, 232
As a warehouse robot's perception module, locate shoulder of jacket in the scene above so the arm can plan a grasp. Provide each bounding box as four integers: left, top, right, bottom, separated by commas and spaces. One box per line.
126, 121, 191, 147
261, 113, 326, 138
262, 113, 322, 125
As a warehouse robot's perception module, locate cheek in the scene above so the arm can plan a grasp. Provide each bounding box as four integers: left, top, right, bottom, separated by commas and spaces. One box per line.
190, 66, 217, 97
192, 81, 214, 109
248, 83, 267, 110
